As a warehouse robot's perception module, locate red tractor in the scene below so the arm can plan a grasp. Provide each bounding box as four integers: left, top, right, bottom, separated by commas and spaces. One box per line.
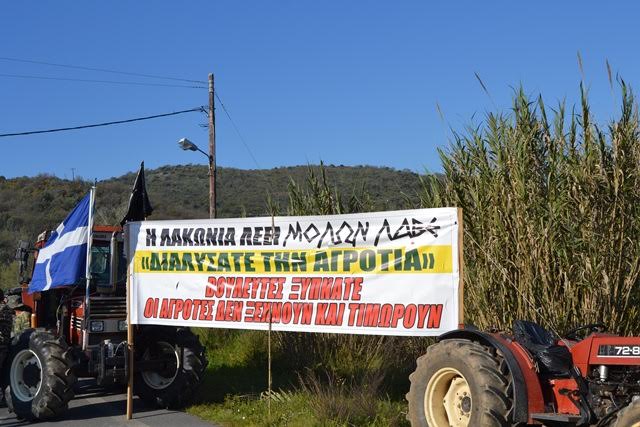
407, 321, 640, 426
5, 225, 208, 421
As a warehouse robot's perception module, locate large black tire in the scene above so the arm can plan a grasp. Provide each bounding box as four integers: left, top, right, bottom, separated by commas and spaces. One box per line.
612, 399, 640, 426
135, 326, 207, 409
4, 329, 76, 421
406, 339, 513, 427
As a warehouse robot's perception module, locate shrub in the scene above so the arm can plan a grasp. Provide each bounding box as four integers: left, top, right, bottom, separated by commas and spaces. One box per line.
299, 369, 383, 426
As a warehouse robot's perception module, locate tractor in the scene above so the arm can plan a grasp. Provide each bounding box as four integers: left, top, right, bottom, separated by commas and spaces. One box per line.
407, 321, 640, 426
4, 225, 208, 421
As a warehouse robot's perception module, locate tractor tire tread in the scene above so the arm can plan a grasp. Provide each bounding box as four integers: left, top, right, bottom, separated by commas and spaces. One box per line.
612, 399, 640, 426
4, 330, 76, 421
406, 339, 513, 427
135, 327, 207, 410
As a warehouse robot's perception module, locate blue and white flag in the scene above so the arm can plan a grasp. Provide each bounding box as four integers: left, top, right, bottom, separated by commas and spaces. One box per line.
29, 192, 93, 293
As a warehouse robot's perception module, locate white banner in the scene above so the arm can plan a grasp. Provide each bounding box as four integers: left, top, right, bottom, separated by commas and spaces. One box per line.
127, 208, 461, 336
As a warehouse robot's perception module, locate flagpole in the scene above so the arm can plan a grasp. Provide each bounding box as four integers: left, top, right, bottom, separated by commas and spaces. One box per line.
121, 162, 153, 421
82, 185, 96, 351
125, 222, 134, 420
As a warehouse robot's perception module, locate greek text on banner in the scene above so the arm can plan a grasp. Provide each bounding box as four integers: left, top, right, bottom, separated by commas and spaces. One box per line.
126, 208, 461, 337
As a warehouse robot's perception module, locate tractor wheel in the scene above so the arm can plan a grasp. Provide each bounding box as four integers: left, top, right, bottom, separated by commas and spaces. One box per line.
406, 339, 513, 427
135, 326, 207, 409
4, 329, 76, 421
612, 399, 640, 427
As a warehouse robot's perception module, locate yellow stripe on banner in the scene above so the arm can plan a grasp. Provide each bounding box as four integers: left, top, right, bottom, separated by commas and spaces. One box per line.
133, 245, 452, 275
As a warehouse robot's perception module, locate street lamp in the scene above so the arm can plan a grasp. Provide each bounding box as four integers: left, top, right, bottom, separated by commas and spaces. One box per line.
178, 137, 215, 218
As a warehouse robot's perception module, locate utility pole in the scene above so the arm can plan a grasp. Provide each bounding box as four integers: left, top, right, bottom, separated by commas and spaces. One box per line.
208, 73, 217, 219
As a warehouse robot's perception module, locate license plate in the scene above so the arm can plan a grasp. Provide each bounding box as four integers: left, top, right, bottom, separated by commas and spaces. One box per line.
598, 345, 640, 357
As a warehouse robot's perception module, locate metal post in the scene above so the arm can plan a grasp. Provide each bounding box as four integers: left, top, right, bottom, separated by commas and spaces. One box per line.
83, 186, 96, 350
208, 73, 217, 219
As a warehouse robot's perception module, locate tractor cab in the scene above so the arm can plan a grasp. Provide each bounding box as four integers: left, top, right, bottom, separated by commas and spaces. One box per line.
15, 225, 129, 384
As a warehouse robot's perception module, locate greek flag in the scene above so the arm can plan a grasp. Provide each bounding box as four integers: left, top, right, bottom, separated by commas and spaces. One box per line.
29, 192, 93, 293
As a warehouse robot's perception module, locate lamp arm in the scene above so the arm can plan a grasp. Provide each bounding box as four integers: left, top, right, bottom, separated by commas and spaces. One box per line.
196, 147, 210, 160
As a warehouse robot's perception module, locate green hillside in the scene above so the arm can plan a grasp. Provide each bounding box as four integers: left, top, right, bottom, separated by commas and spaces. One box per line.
0, 164, 423, 286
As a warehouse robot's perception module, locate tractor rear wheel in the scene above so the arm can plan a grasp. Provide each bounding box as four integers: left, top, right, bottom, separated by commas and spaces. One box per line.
612, 399, 640, 427
135, 326, 207, 409
406, 339, 513, 427
4, 329, 76, 421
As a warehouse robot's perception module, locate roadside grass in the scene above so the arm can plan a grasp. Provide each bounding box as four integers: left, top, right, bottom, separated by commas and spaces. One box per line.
188, 392, 314, 427
187, 329, 412, 426
189, 391, 407, 427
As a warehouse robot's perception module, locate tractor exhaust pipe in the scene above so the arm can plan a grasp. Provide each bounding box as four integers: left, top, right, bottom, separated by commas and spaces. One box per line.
110, 232, 118, 287
598, 365, 608, 382
107, 232, 119, 294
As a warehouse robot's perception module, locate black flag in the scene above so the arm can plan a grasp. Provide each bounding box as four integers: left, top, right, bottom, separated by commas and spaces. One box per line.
120, 162, 153, 225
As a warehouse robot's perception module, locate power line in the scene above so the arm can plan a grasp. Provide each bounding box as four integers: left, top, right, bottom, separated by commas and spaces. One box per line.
0, 56, 206, 84
0, 73, 206, 89
1, 56, 262, 168
0, 106, 205, 138
214, 92, 261, 169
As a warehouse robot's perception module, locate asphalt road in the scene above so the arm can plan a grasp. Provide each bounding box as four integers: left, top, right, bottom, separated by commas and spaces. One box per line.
0, 379, 216, 427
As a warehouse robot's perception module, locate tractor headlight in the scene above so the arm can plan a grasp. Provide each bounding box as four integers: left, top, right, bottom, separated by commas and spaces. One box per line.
118, 320, 128, 331
90, 320, 104, 332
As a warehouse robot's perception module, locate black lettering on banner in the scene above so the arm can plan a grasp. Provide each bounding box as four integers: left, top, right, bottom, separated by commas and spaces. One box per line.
240, 227, 252, 245
283, 223, 303, 247
303, 224, 320, 242
170, 228, 182, 246
146, 228, 157, 246
374, 217, 441, 246
205, 228, 218, 245
181, 228, 194, 246
160, 228, 171, 246
194, 228, 206, 245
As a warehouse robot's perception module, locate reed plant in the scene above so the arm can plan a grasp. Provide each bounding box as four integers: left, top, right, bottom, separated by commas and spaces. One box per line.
421, 84, 640, 335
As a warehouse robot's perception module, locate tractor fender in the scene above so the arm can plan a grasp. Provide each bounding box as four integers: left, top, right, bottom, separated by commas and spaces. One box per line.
439, 329, 529, 424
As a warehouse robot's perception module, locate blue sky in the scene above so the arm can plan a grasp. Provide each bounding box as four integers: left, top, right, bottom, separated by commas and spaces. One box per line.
1, 1, 638, 180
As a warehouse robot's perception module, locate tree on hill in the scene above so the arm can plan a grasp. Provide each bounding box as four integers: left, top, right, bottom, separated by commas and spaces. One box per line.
0, 164, 423, 286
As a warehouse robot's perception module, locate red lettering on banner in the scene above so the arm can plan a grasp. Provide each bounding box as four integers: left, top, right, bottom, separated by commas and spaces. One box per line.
204, 300, 215, 320
315, 303, 345, 326
206, 276, 286, 300
192, 300, 202, 320
391, 304, 404, 328
364, 304, 380, 326
159, 298, 170, 318
289, 277, 363, 301
205, 277, 216, 297
403, 304, 417, 328
149, 276, 445, 332
181, 300, 192, 320
173, 299, 183, 319
427, 304, 443, 328
343, 303, 441, 329
417, 304, 444, 329
143, 298, 157, 318
153, 298, 217, 321
216, 300, 244, 322
379, 304, 392, 327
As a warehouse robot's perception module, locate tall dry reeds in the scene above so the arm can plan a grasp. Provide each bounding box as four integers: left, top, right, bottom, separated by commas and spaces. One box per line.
421, 85, 640, 335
